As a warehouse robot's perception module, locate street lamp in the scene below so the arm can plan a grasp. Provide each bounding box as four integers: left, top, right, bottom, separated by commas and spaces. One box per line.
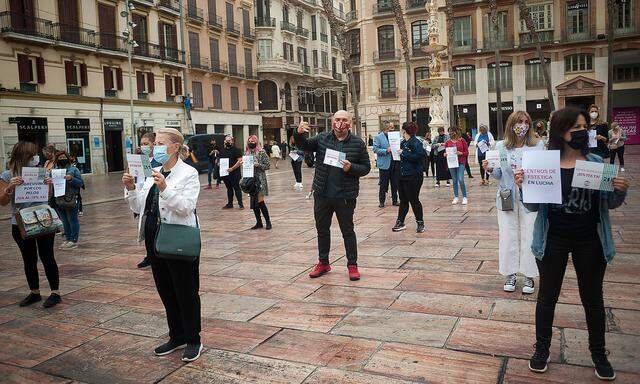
121, 1, 138, 152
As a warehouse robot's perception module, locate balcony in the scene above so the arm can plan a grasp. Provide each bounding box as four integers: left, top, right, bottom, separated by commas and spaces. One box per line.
255, 17, 275, 28
97, 33, 128, 53
349, 53, 361, 66
52, 23, 96, 49
302, 65, 311, 75
412, 85, 430, 97
281, 20, 297, 34
303, 0, 317, 6
157, 0, 180, 15
332, 72, 343, 81
315, 67, 332, 77
243, 27, 255, 41
258, 58, 305, 74
187, 6, 204, 24
0, 12, 55, 41
320, 32, 328, 43
373, 49, 401, 62
379, 89, 397, 99
296, 26, 309, 38
135, 41, 186, 64
411, 46, 427, 58
210, 60, 228, 74
373, 2, 393, 17
245, 68, 258, 80
190, 55, 209, 71
452, 40, 477, 55
227, 21, 241, 36
208, 13, 223, 30
562, 27, 596, 43
482, 37, 514, 51
346, 10, 358, 23
333, 8, 346, 21
406, 0, 427, 11
519, 30, 554, 46
228, 65, 244, 78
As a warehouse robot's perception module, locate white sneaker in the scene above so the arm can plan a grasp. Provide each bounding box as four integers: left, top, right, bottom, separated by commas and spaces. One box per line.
523, 277, 535, 294
452, 197, 459, 205
58, 241, 69, 249
504, 274, 517, 292
66, 242, 78, 249
620, 167, 625, 172
462, 197, 468, 205
435, 181, 440, 187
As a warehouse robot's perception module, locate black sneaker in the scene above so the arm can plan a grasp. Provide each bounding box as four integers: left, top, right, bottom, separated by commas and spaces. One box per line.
238, 204, 245, 210
250, 222, 263, 230
392, 220, 406, 232
19, 293, 42, 307
392, 201, 400, 206
137, 257, 151, 269
222, 204, 233, 209
181, 343, 203, 362
528, 343, 550, 373
154, 339, 187, 356
593, 351, 616, 381
378, 202, 385, 208
265, 222, 272, 230
42, 293, 61, 308
416, 221, 426, 233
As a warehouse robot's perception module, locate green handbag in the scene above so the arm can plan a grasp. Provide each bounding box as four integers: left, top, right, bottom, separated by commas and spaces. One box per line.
154, 214, 201, 262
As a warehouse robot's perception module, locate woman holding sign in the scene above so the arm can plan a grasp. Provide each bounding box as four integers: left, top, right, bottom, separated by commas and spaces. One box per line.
54, 151, 84, 249
242, 135, 272, 230
588, 104, 609, 159
444, 127, 469, 205
289, 136, 305, 191
1, 142, 61, 308
474, 124, 494, 185
483, 111, 543, 295
392, 122, 426, 233
515, 107, 629, 380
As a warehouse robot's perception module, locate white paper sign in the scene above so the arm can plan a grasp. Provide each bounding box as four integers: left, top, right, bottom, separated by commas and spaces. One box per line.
522, 150, 562, 204
127, 154, 152, 178
446, 147, 459, 168
425, 145, 432, 153
571, 160, 618, 191
219, 158, 230, 177
477, 140, 489, 154
21, 167, 45, 183
15, 183, 49, 203
289, 152, 300, 161
485, 150, 501, 169
588, 130, 597, 148
242, 155, 254, 178
51, 169, 66, 198
388, 131, 401, 161
324, 148, 346, 168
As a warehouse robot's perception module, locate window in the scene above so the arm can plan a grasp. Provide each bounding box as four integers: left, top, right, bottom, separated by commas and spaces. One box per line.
210, 38, 220, 64
380, 70, 396, 97
258, 80, 278, 110
283, 42, 294, 61
411, 20, 429, 52
377, 25, 395, 53
258, 39, 272, 59
103, 66, 123, 97
523, 3, 553, 31
298, 86, 308, 111
453, 65, 475, 94
159, 22, 178, 59
212, 84, 222, 109
320, 17, 327, 34
616, 0, 635, 32
313, 50, 318, 68
297, 47, 307, 65
321, 51, 329, 69
192, 81, 203, 108
567, 1, 588, 38
246, 88, 255, 111
188, 31, 200, 65
614, 63, 640, 82
284, 82, 292, 110
525, 59, 547, 89
352, 71, 360, 101
165, 74, 177, 101
282, 5, 289, 22
483, 11, 508, 48
564, 53, 593, 72
136, 71, 155, 99
311, 15, 317, 40
488, 62, 513, 91
454, 17, 472, 47
414, 67, 429, 95
230, 86, 239, 110
65, 61, 88, 95
245, 48, 253, 76
17, 54, 45, 91
296, 11, 303, 28
228, 43, 237, 73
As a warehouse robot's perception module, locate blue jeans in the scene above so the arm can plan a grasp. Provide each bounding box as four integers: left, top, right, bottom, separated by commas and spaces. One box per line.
451, 166, 467, 198
59, 206, 80, 242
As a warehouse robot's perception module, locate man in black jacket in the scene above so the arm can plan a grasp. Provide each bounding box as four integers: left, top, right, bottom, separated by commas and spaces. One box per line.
295, 110, 371, 281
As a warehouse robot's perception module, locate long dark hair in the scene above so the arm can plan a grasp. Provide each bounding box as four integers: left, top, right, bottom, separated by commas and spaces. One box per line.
548, 107, 590, 155
8, 141, 38, 176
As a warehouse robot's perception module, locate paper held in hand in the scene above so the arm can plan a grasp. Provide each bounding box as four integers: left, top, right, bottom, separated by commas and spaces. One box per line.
324, 148, 346, 168
485, 150, 501, 169
51, 169, 66, 198
446, 147, 459, 168
219, 158, 229, 177
126, 154, 153, 178
571, 160, 618, 191
588, 130, 598, 148
15, 166, 49, 203
388, 131, 401, 161
242, 155, 254, 178
21, 167, 46, 183
522, 150, 562, 204
477, 140, 490, 154
289, 152, 300, 161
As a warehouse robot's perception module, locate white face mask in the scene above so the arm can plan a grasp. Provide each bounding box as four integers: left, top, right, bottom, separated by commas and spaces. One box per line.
29, 155, 40, 167
590, 112, 598, 120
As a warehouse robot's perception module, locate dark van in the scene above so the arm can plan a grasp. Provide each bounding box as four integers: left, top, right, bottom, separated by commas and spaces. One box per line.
184, 133, 227, 173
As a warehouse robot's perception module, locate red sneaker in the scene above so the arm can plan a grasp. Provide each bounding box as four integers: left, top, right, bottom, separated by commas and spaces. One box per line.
348, 265, 361, 281
309, 263, 331, 278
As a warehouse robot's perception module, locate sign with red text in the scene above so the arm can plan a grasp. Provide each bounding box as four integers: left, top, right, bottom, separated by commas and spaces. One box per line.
612, 107, 639, 145
571, 160, 618, 191
522, 150, 561, 204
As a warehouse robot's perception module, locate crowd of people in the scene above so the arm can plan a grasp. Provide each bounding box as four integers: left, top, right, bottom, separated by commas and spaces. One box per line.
0, 104, 631, 379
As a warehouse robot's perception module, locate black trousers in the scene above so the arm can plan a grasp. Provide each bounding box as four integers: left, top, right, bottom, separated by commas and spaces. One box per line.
222, 173, 243, 206
425, 153, 435, 177
464, 161, 473, 178
379, 161, 400, 204
314, 195, 357, 265
145, 219, 201, 345
477, 152, 489, 180
536, 232, 607, 354
609, 146, 625, 167
397, 174, 424, 223
11, 225, 58, 291
291, 160, 302, 183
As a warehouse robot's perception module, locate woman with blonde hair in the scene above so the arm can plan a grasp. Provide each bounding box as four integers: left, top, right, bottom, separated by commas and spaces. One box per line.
587, 104, 609, 158
243, 135, 272, 229
122, 127, 203, 362
608, 122, 626, 172
483, 110, 544, 294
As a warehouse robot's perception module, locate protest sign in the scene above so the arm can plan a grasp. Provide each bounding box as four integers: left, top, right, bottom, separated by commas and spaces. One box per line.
571, 160, 618, 191
485, 150, 501, 169
242, 155, 254, 178
21, 167, 45, 183
289, 152, 300, 161
446, 147, 459, 168
477, 140, 489, 154
522, 150, 561, 204
388, 131, 401, 161
219, 158, 229, 177
324, 149, 346, 168
51, 169, 66, 198
15, 183, 49, 203
127, 154, 152, 179
588, 130, 597, 148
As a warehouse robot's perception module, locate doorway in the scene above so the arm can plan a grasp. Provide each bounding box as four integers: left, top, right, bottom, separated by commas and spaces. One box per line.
412, 108, 430, 137
566, 96, 595, 113
105, 130, 124, 172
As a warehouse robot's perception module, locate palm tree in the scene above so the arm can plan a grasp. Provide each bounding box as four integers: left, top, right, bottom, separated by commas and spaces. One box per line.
488, 0, 504, 138
320, 0, 361, 135
390, 0, 412, 123
445, 0, 455, 127
517, 0, 555, 112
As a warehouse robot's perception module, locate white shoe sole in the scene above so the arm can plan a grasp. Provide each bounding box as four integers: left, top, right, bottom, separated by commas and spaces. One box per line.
522, 286, 535, 294
595, 369, 616, 381
154, 343, 187, 356
181, 344, 203, 362
504, 285, 516, 292
392, 227, 406, 232
528, 360, 549, 373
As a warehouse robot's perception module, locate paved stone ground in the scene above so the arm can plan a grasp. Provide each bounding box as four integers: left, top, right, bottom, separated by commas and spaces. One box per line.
0, 148, 639, 384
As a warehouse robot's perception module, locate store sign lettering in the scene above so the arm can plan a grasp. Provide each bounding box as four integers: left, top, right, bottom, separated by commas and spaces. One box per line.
12, 117, 48, 131
454, 65, 474, 71
567, 1, 588, 10
65, 118, 90, 131
489, 62, 512, 68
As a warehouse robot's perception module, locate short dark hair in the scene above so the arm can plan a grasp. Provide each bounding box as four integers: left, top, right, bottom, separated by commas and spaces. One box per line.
141, 132, 156, 142
548, 107, 590, 155
402, 121, 418, 135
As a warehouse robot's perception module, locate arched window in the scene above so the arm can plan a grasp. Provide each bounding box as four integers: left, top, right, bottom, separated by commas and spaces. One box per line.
380, 70, 396, 98
411, 20, 429, 54
258, 80, 278, 110
284, 82, 292, 110
377, 25, 395, 55
414, 67, 429, 95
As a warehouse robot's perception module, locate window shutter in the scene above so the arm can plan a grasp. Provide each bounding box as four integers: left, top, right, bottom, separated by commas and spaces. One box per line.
136, 71, 145, 93
103, 66, 113, 90
65, 61, 75, 85
147, 72, 155, 93
174, 76, 182, 95
165, 74, 173, 97
116, 67, 123, 90
36, 57, 45, 84
80, 63, 88, 86
17, 54, 31, 82
158, 22, 165, 49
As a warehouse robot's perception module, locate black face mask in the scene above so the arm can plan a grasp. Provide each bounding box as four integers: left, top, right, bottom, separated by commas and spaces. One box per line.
567, 130, 589, 150
224, 142, 232, 148
58, 159, 69, 167
248, 142, 257, 149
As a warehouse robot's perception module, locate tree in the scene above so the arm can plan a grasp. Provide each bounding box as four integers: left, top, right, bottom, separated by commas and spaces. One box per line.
320, 0, 361, 135
390, 0, 412, 123
488, 0, 503, 138
517, 0, 555, 113
606, 0, 616, 122
444, 0, 455, 127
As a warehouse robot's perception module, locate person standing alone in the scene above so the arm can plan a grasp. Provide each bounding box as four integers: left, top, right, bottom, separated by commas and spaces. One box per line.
219, 135, 244, 209
392, 122, 426, 233
373, 122, 400, 208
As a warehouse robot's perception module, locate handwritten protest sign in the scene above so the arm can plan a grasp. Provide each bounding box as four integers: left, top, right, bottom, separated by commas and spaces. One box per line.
127, 154, 153, 179
522, 150, 561, 204
219, 158, 229, 177
588, 130, 597, 148
21, 167, 45, 183
446, 147, 459, 168
571, 160, 618, 191
15, 183, 49, 203
242, 155, 254, 178
477, 140, 489, 154
51, 169, 66, 198
388, 131, 401, 161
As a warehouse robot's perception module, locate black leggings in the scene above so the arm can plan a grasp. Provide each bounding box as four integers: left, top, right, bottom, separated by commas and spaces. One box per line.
222, 174, 243, 206
11, 225, 58, 291
397, 174, 424, 223
609, 146, 624, 167
536, 232, 607, 354
478, 153, 489, 180
292, 160, 302, 183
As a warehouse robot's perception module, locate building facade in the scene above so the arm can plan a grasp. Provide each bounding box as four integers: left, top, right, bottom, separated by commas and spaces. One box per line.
255, 0, 348, 144
346, 0, 640, 142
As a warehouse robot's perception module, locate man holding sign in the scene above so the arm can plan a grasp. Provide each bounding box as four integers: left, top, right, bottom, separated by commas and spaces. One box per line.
295, 110, 371, 281
372, 122, 401, 208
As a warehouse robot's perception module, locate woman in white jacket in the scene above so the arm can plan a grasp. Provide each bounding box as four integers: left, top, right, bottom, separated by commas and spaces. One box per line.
122, 128, 202, 362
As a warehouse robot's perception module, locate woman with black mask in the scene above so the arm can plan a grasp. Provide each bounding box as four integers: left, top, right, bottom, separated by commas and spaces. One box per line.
432, 127, 451, 187
515, 107, 629, 380
242, 136, 272, 230
392, 122, 426, 233
219, 135, 244, 209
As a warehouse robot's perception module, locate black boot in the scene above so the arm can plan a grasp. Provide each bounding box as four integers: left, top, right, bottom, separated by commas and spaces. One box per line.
250, 208, 263, 229
260, 202, 272, 230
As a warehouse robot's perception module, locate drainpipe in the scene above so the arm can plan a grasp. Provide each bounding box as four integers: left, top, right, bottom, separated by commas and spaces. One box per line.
0, 93, 6, 169
179, 0, 191, 134
99, 97, 108, 174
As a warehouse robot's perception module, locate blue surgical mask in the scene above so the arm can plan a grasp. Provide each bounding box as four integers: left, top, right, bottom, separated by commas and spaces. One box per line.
140, 145, 152, 156
153, 145, 170, 164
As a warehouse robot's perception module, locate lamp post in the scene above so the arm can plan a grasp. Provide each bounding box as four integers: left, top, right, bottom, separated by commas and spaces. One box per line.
121, 1, 139, 152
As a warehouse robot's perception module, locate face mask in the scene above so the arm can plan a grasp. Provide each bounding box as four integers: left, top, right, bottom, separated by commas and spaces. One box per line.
28, 155, 40, 167
140, 145, 152, 156
225, 142, 232, 148
333, 120, 351, 133
590, 112, 598, 120
513, 123, 529, 138
567, 130, 589, 150
58, 158, 69, 167
153, 145, 171, 164
248, 142, 257, 149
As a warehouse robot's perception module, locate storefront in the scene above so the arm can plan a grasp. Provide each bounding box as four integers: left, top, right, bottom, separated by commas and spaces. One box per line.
262, 116, 282, 144
11, 117, 48, 154
455, 104, 477, 137
489, 102, 514, 137
103, 119, 124, 172
64, 118, 92, 174
526, 100, 551, 124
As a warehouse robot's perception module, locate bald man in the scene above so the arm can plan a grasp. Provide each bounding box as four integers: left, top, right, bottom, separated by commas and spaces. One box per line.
295, 110, 371, 281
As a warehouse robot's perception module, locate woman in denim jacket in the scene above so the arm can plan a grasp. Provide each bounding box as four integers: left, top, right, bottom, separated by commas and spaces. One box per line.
515, 107, 629, 380
54, 151, 84, 249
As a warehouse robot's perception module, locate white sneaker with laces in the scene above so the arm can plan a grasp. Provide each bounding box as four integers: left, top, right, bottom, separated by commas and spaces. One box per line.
58, 241, 69, 249
462, 197, 468, 205
504, 274, 517, 292
621, 167, 625, 172
452, 197, 459, 205
523, 277, 535, 294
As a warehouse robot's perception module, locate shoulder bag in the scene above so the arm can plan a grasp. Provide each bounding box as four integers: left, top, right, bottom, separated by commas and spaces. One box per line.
499, 188, 514, 211
155, 213, 201, 262
55, 184, 78, 210
15, 204, 63, 239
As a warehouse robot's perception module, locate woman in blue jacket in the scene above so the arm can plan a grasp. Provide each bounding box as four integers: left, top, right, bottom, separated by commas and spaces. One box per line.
392, 122, 426, 233
54, 151, 84, 249
515, 107, 629, 380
